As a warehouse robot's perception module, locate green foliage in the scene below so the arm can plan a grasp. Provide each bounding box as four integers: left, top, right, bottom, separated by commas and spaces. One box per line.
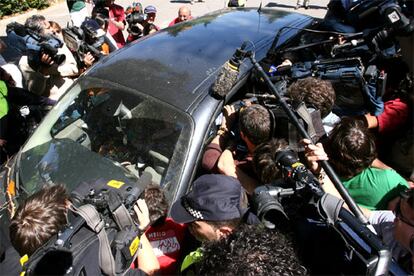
0, 0, 49, 18
25, 0, 49, 9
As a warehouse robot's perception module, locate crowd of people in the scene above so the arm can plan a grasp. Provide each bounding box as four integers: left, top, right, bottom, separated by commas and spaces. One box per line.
0, 0, 413, 275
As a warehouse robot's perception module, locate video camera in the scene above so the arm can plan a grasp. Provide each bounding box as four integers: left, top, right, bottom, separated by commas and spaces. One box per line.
252, 149, 323, 228
266, 57, 385, 115
6, 22, 66, 71
62, 19, 105, 67
125, 3, 145, 42
21, 173, 152, 276
251, 148, 393, 275
127, 11, 145, 26
326, 0, 413, 58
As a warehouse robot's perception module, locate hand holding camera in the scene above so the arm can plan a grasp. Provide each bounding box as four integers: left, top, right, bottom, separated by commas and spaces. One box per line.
220, 104, 237, 133
133, 199, 150, 231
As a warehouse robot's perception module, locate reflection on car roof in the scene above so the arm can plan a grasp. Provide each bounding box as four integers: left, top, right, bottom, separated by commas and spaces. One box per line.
87, 8, 313, 111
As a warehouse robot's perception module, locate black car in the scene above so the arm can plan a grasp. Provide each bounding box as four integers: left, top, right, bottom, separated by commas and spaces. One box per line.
0, 8, 405, 275
1, 8, 316, 202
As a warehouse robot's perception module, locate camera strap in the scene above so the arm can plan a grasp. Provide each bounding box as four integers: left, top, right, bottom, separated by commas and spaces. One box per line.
317, 193, 344, 225
71, 204, 117, 276
107, 191, 136, 230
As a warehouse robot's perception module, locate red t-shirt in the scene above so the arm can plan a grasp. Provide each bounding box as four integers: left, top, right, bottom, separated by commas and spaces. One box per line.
168, 16, 193, 27
377, 98, 409, 134
108, 3, 126, 48
145, 218, 187, 275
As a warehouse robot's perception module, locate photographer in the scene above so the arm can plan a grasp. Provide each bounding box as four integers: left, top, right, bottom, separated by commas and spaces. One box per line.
0, 78, 56, 164
304, 140, 414, 272
47, 21, 83, 100
17, 15, 70, 98
202, 103, 272, 194
8, 184, 159, 275
302, 117, 408, 210
142, 6, 159, 36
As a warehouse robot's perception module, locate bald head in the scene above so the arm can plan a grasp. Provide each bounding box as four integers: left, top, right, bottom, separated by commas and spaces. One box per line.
178, 6, 191, 22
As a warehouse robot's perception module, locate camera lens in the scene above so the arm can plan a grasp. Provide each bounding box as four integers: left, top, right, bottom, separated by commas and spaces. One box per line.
253, 185, 288, 229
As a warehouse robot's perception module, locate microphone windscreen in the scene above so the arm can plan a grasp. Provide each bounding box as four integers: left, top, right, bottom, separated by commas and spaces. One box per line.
211, 62, 239, 98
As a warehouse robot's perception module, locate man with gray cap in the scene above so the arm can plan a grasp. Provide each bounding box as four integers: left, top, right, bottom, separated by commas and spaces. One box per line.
171, 174, 257, 273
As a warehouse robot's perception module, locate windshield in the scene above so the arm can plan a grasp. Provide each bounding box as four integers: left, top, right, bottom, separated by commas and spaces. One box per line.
20, 77, 193, 201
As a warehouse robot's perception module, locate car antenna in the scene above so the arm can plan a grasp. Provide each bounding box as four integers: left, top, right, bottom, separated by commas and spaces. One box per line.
257, 1, 262, 13
257, 1, 262, 32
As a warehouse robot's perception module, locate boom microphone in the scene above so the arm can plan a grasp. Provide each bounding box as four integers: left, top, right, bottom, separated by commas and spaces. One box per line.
211, 41, 248, 98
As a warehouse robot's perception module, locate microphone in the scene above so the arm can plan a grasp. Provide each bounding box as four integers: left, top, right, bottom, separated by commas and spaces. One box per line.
6, 22, 27, 37
124, 171, 152, 208
211, 42, 248, 98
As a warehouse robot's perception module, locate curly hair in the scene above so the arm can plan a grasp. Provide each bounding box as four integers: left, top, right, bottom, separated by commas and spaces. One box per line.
239, 104, 271, 146
198, 224, 307, 275
287, 77, 335, 118
142, 184, 169, 224
325, 117, 376, 179
253, 138, 289, 184
9, 184, 69, 256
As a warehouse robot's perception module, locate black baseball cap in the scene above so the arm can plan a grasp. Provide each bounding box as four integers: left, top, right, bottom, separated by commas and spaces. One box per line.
171, 174, 242, 224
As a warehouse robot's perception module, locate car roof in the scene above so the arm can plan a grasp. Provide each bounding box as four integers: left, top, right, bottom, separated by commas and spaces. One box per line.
87, 8, 313, 112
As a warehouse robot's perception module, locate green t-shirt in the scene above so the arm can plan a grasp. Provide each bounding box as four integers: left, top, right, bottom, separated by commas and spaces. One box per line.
342, 168, 408, 210
0, 81, 8, 119
66, 0, 86, 12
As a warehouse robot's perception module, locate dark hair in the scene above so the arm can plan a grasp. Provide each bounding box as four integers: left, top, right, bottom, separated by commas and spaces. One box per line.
207, 218, 241, 230
94, 13, 109, 31
24, 15, 46, 34
9, 185, 69, 256
199, 224, 307, 275
325, 117, 376, 179
401, 188, 414, 209
142, 184, 169, 224
239, 104, 271, 146
287, 77, 335, 118
49, 21, 62, 34
253, 138, 289, 184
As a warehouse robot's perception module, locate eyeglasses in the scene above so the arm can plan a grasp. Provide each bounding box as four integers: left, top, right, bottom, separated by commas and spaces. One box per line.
395, 198, 414, 228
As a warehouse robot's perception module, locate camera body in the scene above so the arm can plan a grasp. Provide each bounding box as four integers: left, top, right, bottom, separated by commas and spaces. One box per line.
70, 177, 142, 216
126, 12, 145, 42
62, 22, 105, 67
6, 22, 66, 71
252, 149, 323, 228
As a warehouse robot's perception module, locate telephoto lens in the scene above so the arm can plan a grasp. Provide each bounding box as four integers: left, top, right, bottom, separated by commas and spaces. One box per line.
252, 185, 289, 229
